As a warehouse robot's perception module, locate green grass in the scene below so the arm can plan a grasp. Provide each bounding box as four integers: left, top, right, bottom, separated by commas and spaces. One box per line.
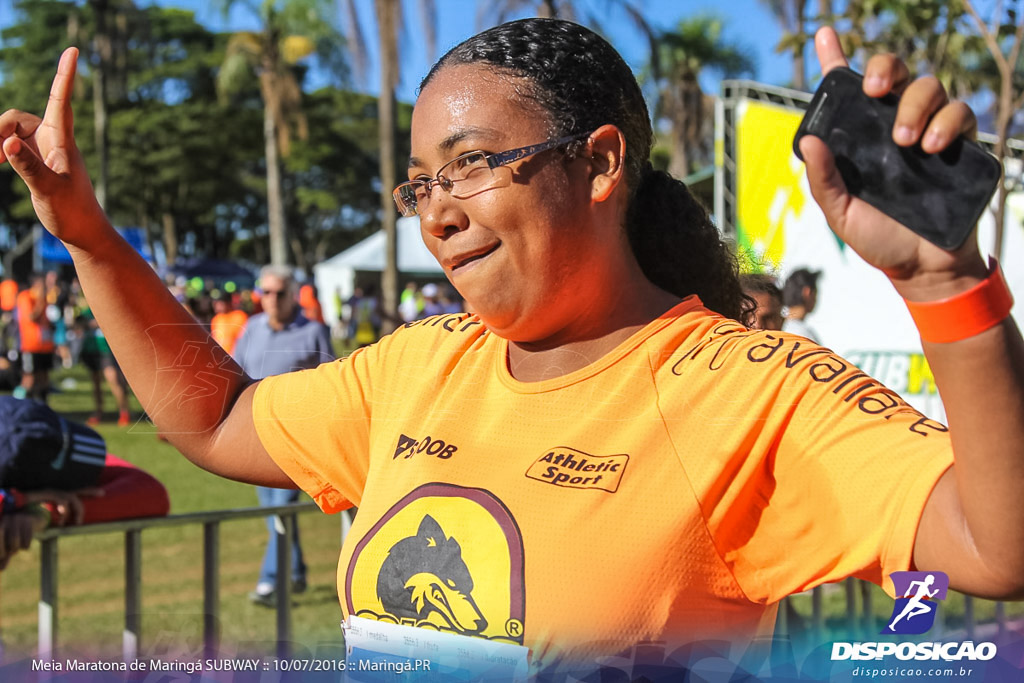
0, 365, 347, 661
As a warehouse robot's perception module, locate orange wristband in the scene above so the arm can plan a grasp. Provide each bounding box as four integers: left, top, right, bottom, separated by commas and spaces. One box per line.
905, 258, 1013, 344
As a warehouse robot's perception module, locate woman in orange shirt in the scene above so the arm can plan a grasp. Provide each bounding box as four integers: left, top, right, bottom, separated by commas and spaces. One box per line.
1, 22, 1022, 675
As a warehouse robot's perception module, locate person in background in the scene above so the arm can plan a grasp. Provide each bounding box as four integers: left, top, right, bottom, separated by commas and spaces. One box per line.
210, 292, 249, 356
76, 296, 132, 426
238, 288, 259, 315
14, 273, 55, 402
45, 271, 72, 369
187, 291, 214, 327
0, 279, 18, 387
421, 282, 443, 317
299, 283, 325, 324
345, 285, 381, 348
65, 277, 84, 365
0, 397, 170, 570
782, 267, 821, 342
0, 279, 17, 319
233, 265, 334, 606
398, 281, 422, 322
439, 285, 464, 314
332, 286, 346, 338
740, 273, 784, 331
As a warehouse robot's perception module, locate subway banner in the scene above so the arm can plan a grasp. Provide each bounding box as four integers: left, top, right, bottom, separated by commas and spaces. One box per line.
731, 97, 1024, 421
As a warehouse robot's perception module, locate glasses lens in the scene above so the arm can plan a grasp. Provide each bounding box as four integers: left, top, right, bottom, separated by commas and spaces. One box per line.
393, 182, 422, 217
442, 152, 495, 199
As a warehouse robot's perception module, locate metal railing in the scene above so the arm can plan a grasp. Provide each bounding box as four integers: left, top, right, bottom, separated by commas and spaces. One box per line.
32, 502, 327, 661
22, 506, 1013, 662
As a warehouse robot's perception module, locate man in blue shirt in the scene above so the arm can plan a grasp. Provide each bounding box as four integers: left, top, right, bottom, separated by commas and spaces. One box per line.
233, 265, 334, 606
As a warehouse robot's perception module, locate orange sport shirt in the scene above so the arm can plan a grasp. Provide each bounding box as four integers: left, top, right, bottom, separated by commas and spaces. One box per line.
210, 309, 249, 355
252, 298, 953, 668
16, 289, 54, 353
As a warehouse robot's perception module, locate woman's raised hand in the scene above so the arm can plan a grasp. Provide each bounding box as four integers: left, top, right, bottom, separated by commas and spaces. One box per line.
799, 27, 988, 299
0, 47, 108, 247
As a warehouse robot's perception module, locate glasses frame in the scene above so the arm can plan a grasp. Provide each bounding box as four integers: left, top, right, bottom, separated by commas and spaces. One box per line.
393, 132, 590, 218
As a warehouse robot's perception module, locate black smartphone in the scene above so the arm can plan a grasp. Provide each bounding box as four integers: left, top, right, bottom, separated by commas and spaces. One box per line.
793, 66, 1002, 250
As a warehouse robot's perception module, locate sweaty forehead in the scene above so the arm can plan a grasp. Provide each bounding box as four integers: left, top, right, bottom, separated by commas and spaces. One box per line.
411, 64, 550, 158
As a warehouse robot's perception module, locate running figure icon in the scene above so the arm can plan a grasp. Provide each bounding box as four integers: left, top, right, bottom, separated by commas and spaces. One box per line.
889, 574, 939, 630
882, 571, 949, 635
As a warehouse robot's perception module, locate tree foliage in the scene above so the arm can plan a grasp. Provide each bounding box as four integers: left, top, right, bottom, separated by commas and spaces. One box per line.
0, 0, 398, 274
839, 0, 990, 99
839, 0, 1023, 257
213, 0, 347, 267
647, 16, 755, 178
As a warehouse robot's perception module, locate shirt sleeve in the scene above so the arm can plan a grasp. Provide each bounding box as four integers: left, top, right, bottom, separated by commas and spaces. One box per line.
675, 330, 954, 604
252, 343, 380, 513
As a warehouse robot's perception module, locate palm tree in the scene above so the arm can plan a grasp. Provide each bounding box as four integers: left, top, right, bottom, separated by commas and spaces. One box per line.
477, 0, 655, 56
215, 0, 342, 267
67, 0, 141, 211
650, 17, 754, 179
963, 0, 1024, 259
478, 0, 568, 22
341, 0, 436, 332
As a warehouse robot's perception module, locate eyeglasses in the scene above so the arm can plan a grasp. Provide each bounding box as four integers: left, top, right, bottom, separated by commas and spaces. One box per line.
392, 132, 590, 218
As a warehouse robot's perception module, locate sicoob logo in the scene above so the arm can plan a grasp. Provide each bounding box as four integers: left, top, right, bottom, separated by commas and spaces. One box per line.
882, 571, 949, 634
393, 433, 457, 460
525, 447, 629, 493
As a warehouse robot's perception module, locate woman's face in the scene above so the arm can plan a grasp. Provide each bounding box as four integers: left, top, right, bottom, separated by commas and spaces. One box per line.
410, 64, 611, 343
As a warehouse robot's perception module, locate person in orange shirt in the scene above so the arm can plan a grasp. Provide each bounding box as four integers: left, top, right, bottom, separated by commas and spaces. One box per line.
15, 273, 55, 402
298, 283, 325, 324
4, 23, 1024, 678
0, 279, 16, 313
209, 293, 248, 356
0, 279, 18, 377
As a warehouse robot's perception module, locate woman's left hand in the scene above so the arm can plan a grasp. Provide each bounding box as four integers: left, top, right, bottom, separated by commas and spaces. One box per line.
799, 27, 989, 301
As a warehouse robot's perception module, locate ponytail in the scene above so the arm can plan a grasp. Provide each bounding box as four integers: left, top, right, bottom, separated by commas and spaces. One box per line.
626, 168, 745, 321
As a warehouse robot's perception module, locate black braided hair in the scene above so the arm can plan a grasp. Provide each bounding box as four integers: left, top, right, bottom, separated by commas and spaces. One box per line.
420, 18, 744, 320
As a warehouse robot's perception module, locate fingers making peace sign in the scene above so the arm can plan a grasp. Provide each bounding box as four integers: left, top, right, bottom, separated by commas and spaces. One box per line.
0, 47, 110, 248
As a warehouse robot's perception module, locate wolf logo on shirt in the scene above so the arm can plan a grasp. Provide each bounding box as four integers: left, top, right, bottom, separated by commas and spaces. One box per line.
346, 483, 526, 644
376, 515, 488, 634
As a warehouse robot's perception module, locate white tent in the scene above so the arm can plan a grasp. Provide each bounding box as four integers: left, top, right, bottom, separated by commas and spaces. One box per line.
313, 217, 446, 324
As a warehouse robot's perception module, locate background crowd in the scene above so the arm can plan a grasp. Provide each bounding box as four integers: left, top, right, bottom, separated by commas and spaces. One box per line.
0, 270, 464, 410
0, 267, 463, 597
740, 267, 822, 341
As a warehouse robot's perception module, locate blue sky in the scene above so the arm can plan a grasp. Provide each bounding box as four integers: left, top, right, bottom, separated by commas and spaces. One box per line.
143, 0, 805, 101
335, 0, 802, 101
0, 0, 814, 101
